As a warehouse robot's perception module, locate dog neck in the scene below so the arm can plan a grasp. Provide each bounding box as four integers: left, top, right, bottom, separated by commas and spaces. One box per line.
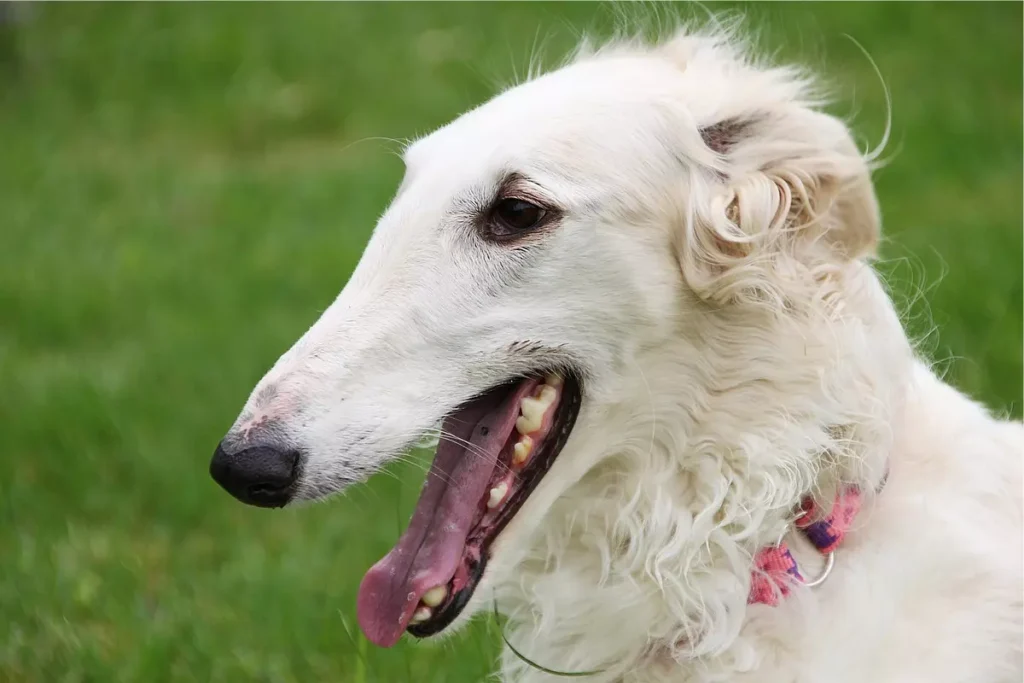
496, 266, 912, 681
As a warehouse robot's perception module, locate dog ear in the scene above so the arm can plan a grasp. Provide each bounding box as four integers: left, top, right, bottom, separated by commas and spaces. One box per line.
680, 107, 880, 308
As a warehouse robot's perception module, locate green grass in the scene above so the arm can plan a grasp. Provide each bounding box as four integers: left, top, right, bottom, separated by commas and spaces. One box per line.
1, 3, 1020, 682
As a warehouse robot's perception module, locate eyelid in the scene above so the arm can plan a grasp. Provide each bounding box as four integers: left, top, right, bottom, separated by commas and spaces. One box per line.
499, 194, 545, 207
496, 176, 555, 210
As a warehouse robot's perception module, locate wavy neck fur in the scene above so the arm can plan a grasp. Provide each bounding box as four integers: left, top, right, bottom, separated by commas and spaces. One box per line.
495, 264, 913, 682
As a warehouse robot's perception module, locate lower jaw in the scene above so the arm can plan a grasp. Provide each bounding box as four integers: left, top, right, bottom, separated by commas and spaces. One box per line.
406, 555, 488, 638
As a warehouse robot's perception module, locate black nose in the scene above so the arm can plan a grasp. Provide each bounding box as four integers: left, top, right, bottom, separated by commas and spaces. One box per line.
209, 442, 300, 508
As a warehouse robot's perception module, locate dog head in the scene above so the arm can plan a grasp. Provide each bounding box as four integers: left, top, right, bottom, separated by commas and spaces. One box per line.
210, 30, 881, 647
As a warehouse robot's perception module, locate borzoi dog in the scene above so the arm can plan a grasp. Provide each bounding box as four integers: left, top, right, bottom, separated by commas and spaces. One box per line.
210, 28, 1023, 683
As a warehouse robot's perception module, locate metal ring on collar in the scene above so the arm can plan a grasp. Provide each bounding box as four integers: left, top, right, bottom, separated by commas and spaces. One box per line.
802, 551, 836, 588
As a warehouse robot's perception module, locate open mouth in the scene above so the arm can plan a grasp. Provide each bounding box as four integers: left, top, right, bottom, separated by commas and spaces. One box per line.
356, 371, 582, 647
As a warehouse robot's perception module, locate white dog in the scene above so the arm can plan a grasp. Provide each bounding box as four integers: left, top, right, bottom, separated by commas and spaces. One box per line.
210, 26, 1023, 683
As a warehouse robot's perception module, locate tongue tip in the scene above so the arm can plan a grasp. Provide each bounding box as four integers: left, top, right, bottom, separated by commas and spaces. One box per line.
358, 620, 404, 649
356, 574, 408, 648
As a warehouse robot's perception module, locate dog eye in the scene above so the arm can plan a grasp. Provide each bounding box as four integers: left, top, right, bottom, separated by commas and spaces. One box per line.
486, 198, 547, 240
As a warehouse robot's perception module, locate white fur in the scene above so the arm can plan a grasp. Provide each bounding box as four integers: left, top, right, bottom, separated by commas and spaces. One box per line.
227, 27, 1023, 683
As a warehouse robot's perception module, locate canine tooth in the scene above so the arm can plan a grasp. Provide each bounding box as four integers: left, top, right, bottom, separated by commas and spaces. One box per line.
487, 482, 509, 509
513, 436, 533, 465
545, 373, 563, 387
421, 585, 447, 607
410, 606, 432, 624
539, 385, 557, 404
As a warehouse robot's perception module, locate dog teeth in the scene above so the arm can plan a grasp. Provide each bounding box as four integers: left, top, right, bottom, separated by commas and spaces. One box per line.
545, 373, 563, 387
421, 585, 447, 607
515, 415, 539, 435
410, 606, 432, 624
517, 389, 555, 435
487, 482, 509, 509
513, 436, 533, 465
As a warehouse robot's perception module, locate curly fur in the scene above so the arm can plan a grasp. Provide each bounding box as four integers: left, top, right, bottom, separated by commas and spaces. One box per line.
221, 25, 1023, 683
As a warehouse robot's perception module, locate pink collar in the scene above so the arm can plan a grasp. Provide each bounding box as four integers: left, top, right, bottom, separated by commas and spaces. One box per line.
748, 484, 865, 606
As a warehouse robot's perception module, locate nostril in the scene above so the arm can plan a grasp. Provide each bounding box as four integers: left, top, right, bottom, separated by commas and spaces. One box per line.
249, 485, 277, 498
210, 441, 301, 508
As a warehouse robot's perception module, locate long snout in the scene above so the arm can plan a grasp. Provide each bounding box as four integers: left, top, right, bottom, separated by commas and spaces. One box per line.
208, 225, 496, 505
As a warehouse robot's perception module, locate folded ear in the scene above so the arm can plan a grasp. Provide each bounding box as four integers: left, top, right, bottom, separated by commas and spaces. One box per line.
679, 107, 880, 308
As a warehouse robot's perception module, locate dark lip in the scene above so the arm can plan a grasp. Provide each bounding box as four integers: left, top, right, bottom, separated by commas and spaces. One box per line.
406, 372, 583, 638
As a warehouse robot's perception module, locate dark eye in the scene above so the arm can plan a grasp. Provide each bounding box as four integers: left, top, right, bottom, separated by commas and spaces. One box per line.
486, 198, 547, 240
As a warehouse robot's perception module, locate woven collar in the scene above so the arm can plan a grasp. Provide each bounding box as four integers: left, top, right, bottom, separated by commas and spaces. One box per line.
748, 484, 864, 606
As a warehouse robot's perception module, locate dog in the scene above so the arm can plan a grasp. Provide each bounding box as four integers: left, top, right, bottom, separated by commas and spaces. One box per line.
209, 26, 1023, 683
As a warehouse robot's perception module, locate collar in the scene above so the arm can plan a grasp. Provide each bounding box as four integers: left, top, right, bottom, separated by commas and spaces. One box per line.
748, 483, 865, 606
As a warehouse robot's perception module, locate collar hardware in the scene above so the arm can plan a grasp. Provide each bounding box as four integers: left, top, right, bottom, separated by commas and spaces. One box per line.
748, 483, 864, 606
801, 550, 835, 588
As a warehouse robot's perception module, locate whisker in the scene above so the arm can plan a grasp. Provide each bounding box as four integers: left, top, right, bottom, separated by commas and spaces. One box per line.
415, 428, 517, 479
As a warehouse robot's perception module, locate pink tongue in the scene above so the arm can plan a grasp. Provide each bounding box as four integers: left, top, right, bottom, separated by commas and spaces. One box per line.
356, 379, 538, 647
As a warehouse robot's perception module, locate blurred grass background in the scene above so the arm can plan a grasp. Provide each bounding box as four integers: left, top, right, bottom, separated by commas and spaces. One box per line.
0, 3, 1020, 682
